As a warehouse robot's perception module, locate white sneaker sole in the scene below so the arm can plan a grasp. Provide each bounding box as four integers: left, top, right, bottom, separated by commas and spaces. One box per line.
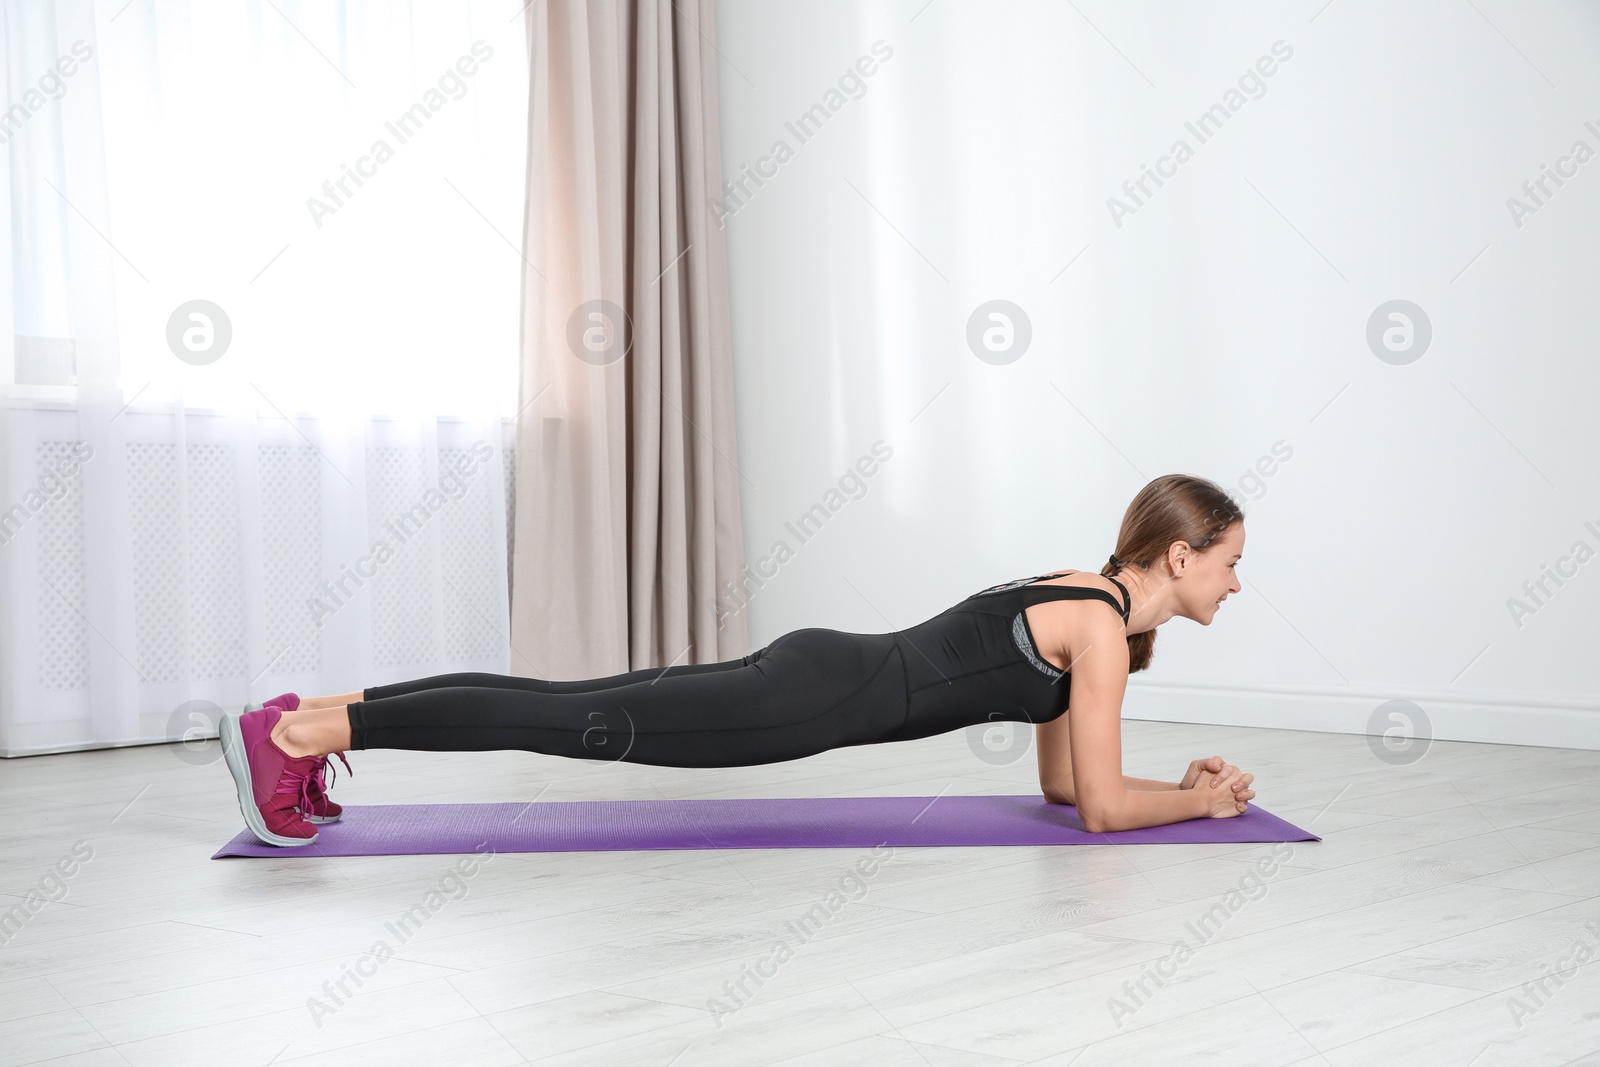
218, 712, 318, 848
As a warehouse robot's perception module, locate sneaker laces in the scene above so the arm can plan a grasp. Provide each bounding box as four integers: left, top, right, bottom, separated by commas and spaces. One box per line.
271, 757, 320, 815
311, 751, 353, 796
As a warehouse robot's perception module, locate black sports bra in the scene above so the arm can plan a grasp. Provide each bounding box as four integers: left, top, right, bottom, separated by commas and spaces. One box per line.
960, 571, 1132, 680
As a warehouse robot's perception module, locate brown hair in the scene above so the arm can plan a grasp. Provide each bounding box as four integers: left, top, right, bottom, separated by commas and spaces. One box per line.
1100, 474, 1244, 674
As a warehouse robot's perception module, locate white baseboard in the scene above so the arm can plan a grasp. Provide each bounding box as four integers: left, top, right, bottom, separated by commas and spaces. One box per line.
1121, 677, 1600, 751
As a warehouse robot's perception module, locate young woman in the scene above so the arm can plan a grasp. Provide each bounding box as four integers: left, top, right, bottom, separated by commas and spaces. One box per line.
221, 474, 1256, 847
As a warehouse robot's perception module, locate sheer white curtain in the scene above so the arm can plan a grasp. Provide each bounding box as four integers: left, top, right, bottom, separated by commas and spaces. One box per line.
1, 0, 528, 754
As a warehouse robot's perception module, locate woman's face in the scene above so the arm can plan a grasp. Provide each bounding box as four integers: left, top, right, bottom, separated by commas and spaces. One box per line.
1185, 522, 1244, 625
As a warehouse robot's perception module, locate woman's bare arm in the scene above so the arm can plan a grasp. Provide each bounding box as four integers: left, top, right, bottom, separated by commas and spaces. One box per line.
1039, 770, 1178, 805
1035, 614, 1207, 832
1124, 775, 1179, 792
1035, 638, 1179, 803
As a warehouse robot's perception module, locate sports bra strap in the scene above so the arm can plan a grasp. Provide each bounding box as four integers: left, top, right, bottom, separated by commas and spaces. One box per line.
966, 572, 1132, 624
1019, 583, 1130, 624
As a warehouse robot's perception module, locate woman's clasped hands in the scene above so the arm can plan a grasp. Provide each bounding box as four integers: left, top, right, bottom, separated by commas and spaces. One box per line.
1181, 755, 1255, 819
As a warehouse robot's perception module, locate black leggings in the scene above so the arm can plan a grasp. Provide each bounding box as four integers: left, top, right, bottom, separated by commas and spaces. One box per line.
344, 628, 909, 768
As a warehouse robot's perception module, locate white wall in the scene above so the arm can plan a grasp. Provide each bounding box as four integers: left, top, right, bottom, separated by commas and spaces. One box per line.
711, 0, 1600, 750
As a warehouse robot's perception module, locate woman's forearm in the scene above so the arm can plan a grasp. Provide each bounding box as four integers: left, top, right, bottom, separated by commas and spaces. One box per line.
1045, 774, 1178, 805
1089, 785, 1207, 832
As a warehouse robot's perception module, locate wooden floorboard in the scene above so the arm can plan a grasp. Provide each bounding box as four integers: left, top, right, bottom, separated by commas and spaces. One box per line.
1, 721, 1596, 1065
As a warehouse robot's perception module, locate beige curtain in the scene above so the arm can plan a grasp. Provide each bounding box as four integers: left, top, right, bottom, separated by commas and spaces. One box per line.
510, 0, 747, 679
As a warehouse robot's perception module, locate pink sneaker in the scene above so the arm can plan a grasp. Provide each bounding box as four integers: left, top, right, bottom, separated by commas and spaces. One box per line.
218, 706, 320, 847
261, 692, 351, 823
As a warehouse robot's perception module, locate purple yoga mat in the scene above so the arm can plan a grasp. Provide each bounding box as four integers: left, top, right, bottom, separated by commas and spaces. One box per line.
211, 795, 1319, 858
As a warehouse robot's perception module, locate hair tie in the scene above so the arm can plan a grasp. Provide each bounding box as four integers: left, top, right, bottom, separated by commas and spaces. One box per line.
1107, 553, 1122, 571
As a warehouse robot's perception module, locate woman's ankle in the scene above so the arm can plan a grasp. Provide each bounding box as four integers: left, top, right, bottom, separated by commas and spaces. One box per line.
271, 711, 323, 758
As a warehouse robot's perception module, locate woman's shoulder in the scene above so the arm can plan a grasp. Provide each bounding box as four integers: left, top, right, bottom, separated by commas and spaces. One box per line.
1023, 570, 1131, 636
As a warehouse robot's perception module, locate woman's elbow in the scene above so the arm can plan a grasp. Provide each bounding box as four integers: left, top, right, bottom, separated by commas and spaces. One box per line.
1076, 795, 1118, 834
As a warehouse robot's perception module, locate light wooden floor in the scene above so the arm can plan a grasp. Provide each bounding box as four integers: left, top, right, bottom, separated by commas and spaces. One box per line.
1, 720, 1597, 1066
